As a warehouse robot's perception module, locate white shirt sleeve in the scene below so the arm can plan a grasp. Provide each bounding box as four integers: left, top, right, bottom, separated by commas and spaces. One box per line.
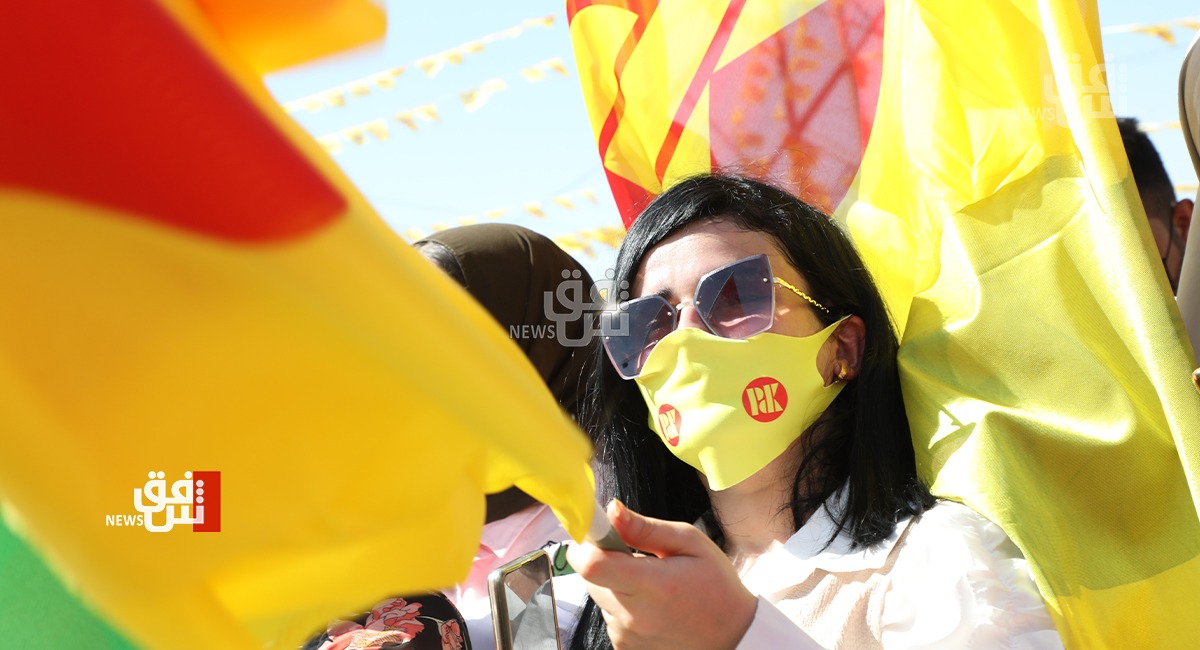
879, 502, 1063, 649
736, 597, 828, 649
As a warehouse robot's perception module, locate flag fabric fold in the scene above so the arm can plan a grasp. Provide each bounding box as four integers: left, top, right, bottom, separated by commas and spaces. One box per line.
569, 0, 1200, 646
0, 2, 595, 649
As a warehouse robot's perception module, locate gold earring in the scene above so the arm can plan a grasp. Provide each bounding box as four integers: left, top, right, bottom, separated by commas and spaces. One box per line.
836, 361, 848, 382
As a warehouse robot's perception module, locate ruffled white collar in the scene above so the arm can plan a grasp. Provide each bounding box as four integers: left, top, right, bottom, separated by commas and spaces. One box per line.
737, 485, 915, 597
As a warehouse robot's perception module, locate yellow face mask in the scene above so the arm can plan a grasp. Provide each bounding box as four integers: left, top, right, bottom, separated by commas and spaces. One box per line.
634, 318, 847, 490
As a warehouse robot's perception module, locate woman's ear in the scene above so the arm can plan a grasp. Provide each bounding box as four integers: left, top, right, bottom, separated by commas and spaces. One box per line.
1174, 198, 1193, 245
823, 316, 866, 386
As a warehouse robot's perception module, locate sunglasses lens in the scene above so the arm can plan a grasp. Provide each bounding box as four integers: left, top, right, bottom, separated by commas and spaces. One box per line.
695, 255, 774, 339
601, 296, 676, 379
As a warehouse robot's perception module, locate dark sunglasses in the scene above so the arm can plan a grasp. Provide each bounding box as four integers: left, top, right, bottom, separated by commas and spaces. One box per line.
599, 254, 830, 379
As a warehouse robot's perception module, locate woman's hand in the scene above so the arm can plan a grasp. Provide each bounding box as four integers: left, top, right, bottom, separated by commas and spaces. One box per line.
566, 500, 758, 650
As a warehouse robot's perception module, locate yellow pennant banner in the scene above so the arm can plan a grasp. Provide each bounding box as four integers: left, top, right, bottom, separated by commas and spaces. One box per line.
398, 189, 604, 242
315, 58, 570, 154
282, 15, 559, 114
1101, 16, 1200, 46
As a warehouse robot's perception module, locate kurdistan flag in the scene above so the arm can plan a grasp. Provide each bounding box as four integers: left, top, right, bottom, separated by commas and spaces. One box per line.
0, 2, 596, 649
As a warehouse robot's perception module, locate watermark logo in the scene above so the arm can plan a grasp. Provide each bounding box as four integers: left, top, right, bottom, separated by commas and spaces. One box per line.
106, 470, 221, 533
742, 377, 787, 423
509, 269, 630, 347
1021, 55, 1127, 125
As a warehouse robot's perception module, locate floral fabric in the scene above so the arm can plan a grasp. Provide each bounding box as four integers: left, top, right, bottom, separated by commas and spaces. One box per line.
317, 595, 469, 650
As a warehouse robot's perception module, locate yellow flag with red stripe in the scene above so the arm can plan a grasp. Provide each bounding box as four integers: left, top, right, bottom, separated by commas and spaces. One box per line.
569, 0, 1200, 646
0, 3, 595, 649
568, 0, 883, 225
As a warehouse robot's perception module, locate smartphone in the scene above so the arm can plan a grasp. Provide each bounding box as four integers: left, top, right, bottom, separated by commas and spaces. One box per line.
488, 549, 561, 650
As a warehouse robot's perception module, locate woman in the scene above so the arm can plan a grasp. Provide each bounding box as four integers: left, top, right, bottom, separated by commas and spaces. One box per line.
564, 174, 1060, 648
416, 223, 598, 649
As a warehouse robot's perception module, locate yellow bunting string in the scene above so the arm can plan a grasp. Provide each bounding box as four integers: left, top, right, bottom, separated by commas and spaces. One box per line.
524, 202, 546, 219
315, 62, 568, 154
461, 79, 509, 112
553, 227, 627, 259
280, 15, 557, 114
316, 135, 342, 155
394, 190, 613, 243
1139, 121, 1182, 133
343, 126, 367, 146
395, 112, 418, 131
1101, 17, 1200, 45
519, 58, 569, 82
365, 120, 389, 142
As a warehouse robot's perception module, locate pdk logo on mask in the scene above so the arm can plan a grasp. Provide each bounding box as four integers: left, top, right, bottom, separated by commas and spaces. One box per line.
742, 377, 788, 423
657, 404, 682, 446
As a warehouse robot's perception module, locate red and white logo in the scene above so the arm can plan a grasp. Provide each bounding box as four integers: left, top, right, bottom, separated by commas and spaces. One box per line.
106, 470, 222, 533
742, 377, 788, 423
657, 404, 682, 446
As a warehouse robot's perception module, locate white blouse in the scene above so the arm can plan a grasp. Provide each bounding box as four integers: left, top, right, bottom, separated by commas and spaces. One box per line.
557, 492, 1063, 649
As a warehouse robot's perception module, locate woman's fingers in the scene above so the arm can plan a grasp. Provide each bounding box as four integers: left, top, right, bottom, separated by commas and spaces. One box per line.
567, 540, 682, 606
606, 499, 708, 558
566, 503, 760, 649
567, 501, 718, 594
566, 536, 645, 594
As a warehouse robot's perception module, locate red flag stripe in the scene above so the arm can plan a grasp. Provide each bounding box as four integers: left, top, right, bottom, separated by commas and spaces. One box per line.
0, 1, 345, 242
789, 2, 883, 143
575, 0, 660, 162
653, 0, 747, 183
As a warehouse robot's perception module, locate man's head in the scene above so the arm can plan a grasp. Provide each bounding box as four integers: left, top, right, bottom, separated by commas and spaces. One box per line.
1118, 117, 1193, 292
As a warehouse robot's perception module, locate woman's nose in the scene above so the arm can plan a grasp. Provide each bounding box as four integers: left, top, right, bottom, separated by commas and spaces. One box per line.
675, 302, 710, 332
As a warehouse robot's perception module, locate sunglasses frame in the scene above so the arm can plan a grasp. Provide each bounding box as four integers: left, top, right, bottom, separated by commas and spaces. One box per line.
600, 254, 822, 379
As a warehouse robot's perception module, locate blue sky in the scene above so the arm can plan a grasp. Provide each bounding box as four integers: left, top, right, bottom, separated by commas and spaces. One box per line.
265, 0, 616, 276
265, 0, 1199, 279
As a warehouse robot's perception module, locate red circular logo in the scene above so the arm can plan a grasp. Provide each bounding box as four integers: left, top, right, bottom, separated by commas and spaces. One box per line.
656, 404, 682, 446
741, 377, 788, 423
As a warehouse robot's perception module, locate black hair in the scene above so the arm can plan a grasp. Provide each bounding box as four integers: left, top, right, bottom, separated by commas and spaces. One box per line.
1117, 117, 1177, 226
569, 173, 933, 650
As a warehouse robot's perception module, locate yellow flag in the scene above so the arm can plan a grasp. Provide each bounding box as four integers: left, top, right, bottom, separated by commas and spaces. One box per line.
841, 1, 1200, 645
0, 2, 595, 649
182, 0, 386, 74
569, 0, 1200, 645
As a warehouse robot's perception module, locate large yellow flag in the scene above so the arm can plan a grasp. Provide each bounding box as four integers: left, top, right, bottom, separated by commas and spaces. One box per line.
0, 2, 594, 649
844, 1, 1200, 645
570, 0, 1200, 646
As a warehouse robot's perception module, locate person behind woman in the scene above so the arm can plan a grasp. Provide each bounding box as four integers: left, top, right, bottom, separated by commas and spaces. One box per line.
415, 223, 598, 649
563, 174, 1061, 648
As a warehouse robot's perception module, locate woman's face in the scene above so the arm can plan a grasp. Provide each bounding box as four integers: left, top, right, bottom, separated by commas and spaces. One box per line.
632, 219, 827, 340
